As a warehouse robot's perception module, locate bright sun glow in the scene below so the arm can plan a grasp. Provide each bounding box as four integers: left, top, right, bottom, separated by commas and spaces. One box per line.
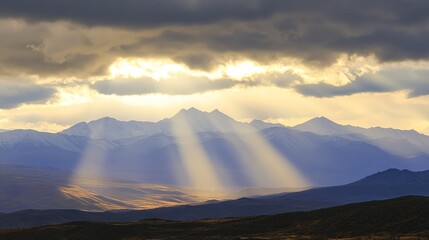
108, 58, 295, 81
109, 58, 188, 80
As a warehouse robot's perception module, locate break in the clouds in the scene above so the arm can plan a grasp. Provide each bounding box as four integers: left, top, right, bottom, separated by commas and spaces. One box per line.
1, 0, 429, 77
0, 81, 55, 109
296, 67, 429, 98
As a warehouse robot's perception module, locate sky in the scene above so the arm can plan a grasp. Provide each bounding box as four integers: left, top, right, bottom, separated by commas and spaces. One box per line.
1, 0, 429, 133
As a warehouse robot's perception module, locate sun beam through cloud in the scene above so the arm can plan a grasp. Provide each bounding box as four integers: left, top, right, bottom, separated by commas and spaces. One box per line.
206, 116, 309, 188
169, 111, 227, 191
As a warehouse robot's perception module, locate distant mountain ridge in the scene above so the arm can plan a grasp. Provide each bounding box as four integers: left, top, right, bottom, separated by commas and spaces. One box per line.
60, 108, 257, 140
1, 108, 429, 188
293, 116, 429, 157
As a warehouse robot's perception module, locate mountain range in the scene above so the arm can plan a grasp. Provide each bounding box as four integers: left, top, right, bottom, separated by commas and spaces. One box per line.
0, 108, 428, 188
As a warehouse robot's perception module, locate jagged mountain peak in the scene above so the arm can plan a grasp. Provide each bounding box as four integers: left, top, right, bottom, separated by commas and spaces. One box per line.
173, 107, 210, 118
89, 116, 120, 123
300, 116, 339, 126
167, 107, 247, 133
173, 108, 230, 119
293, 116, 345, 135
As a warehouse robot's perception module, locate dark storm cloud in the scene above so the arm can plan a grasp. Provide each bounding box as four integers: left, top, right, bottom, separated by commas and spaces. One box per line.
0, 0, 281, 28
295, 67, 429, 98
2, 53, 109, 77
0, 81, 56, 109
1, 0, 429, 77
332, 29, 429, 62
1, 0, 429, 28
92, 76, 239, 95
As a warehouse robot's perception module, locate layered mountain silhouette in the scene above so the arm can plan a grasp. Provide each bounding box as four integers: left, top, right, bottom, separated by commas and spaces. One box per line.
1, 108, 429, 188
1, 168, 429, 229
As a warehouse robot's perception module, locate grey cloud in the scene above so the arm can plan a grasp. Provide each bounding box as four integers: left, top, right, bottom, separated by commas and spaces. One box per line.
92, 71, 302, 96
2, 53, 109, 77
1, 0, 429, 29
295, 67, 429, 98
1, 1, 429, 77
247, 71, 303, 88
0, 81, 56, 109
0, 20, 114, 77
173, 53, 216, 71
0, 0, 281, 28
332, 29, 429, 62
92, 76, 238, 96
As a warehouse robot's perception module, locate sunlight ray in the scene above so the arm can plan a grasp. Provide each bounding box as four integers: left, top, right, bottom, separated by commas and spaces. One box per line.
169, 113, 226, 190
207, 117, 309, 188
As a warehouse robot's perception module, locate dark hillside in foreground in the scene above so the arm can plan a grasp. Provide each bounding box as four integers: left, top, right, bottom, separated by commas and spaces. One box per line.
1, 196, 428, 240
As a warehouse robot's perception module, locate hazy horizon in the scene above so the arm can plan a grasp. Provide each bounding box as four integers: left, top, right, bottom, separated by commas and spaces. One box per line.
0, 107, 426, 135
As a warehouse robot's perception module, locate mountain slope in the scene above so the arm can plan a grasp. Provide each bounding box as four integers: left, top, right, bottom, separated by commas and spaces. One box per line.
265, 168, 429, 205
1, 168, 429, 228
95, 127, 429, 186
1, 196, 428, 239
263, 127, 429, 185
0, 164, 133, 212
0, 164, 203, 213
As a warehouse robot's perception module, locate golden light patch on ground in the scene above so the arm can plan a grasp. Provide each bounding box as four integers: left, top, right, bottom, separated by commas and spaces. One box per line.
63, 173, 232, 210
59, 185, 137, 210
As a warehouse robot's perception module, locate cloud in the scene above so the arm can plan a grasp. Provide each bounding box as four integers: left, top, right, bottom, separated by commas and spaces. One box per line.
295, 67, 429, 98
0, 81, 56, 109
332, 29, 429, 62
0, 0, 282, 28
92, 70, 302, 96
0, 1, 429, 78
1, 0, 429, 29
92, 76, 238, 96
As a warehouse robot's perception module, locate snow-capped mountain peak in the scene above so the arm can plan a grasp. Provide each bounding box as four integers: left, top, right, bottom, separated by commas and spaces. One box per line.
61, 117, 162, 140
293, 116, 346, 135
